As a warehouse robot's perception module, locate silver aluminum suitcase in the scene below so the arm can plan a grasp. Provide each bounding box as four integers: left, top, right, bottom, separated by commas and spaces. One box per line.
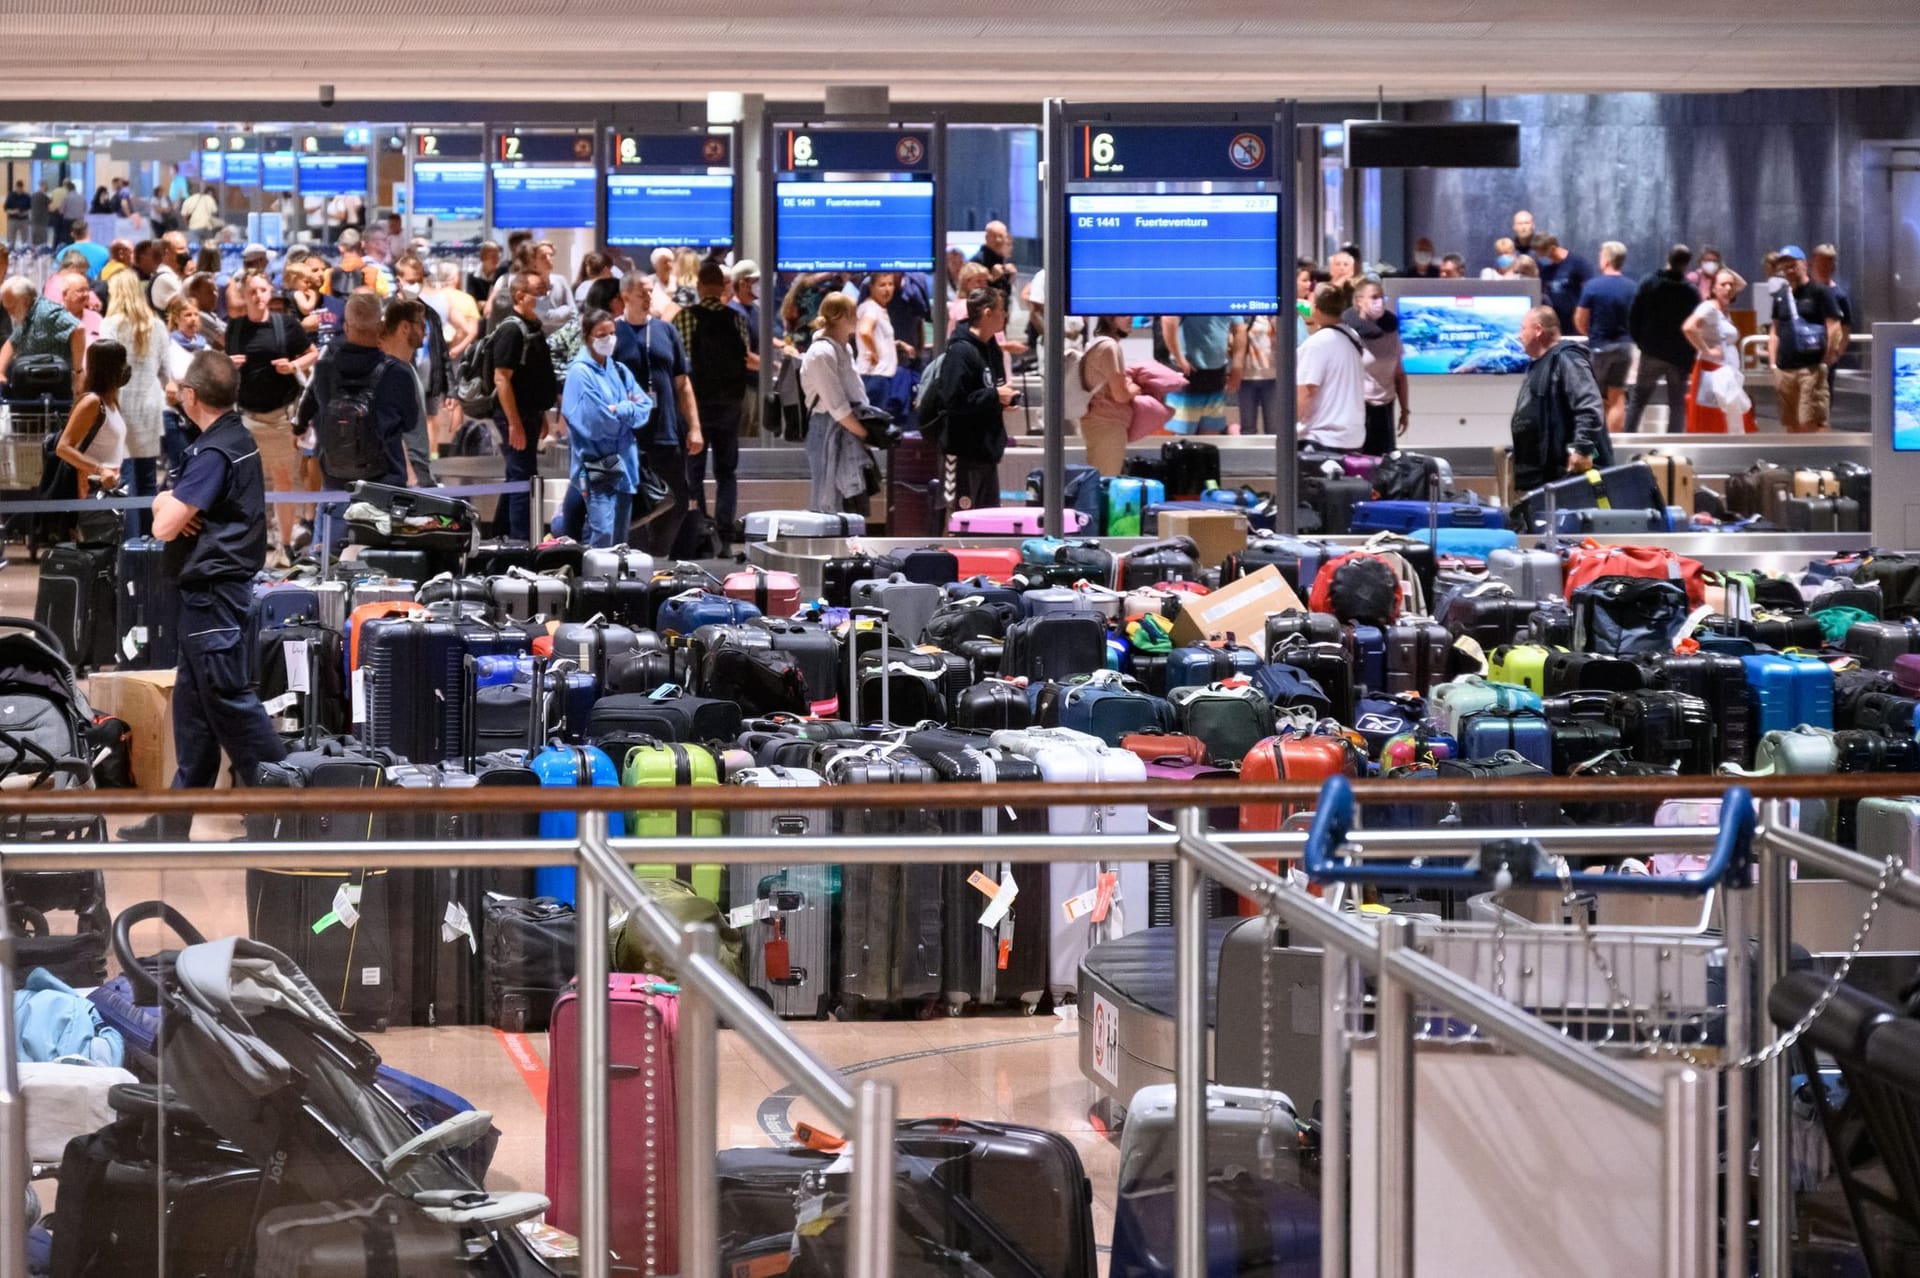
742, 510, 866, 542
348, 577, 417, 611
1857, 797, 1920, 870
1486, 547, 1561, 599
727, 766, 835, 1019
580, 545, 654, 582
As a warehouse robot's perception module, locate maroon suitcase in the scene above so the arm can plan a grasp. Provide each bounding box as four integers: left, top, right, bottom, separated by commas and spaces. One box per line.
547, 974, 680, 1274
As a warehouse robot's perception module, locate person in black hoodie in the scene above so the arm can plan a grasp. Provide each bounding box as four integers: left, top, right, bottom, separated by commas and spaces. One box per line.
1511, 306, 1609, 494
1625, 243, 1699, 434
936, 287, 1016, 513
296, 292, 419, 492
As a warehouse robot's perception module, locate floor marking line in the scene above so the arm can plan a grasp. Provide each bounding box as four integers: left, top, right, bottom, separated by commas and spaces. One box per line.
497, 1027, 551, 1113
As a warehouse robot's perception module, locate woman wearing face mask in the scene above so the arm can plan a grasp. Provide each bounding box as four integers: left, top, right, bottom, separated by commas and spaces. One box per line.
1681, 267, 1756, 434
1344, 277, 1409, 454
560, 308, 653, 546
1688, 246, 1723, 301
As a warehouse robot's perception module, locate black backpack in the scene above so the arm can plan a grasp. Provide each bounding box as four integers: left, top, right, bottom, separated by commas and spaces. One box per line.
688, 305, 749, 400
315, 358, 390, 481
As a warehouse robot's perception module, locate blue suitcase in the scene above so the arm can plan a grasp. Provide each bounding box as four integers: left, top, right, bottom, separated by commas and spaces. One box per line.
1164, 643, 1261, 692
530, 742, 625, 902
656, 590, 761, 636
1403, 527, 1520, 558
1460, 708, 1554, 770
1352, 500, 1504, 534
1105, 476, 1167, 536
1741, 651, 1836, 734
1027, 463, 1104, 530
1346, 623, 1388, 694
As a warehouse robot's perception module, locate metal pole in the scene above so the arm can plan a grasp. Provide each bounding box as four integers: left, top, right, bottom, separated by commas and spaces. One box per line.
1041, 98, 1067, 540
678, 922, 720, 1278
0, 921, 27, 1278
1662, 1068, 1715, 1278
1320, 946, 1350, 1278
849, 1077, 898, 1278
1375, 916, 1416, 1278
1274, 99, 1299, 534
1174, 808, 1211, 1278
1757, 812, 1793, 1278
1722, 875, 1750, 1278
574, 821, 612, 1278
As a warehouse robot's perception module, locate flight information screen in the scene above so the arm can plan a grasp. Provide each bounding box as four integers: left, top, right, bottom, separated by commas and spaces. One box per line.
775, 179, 934, 272
296, 154, 366, 197
490, 165, 595, 229
1066, 193, 1278, 316
413, 162, 485, 219
606, 173, 734, 248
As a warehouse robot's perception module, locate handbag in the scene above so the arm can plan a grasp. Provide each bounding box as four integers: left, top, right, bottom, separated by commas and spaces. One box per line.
1704, 363, 1751, 417
580, 455, 625, 495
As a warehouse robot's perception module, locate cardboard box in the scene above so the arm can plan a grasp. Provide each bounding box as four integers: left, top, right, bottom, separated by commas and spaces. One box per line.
1169, 565, 1305, 647
86, 668, 231, 791
1158, 510, 1250, 567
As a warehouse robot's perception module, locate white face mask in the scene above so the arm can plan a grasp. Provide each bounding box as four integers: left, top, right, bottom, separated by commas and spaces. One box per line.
1361, 296, 1386, 320
590, 335, 616, 358
1412, 252, 1432, 266
399, 281, 420, 296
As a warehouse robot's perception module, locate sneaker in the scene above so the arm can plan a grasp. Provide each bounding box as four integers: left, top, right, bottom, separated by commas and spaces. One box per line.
290, 520, 314, 554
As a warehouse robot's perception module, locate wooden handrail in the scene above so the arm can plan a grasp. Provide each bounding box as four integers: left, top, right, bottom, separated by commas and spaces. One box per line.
4, 772, 1916, 817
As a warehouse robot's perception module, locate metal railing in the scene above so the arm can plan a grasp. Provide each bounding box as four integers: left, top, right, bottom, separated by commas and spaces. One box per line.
4, 772, 1920, 1277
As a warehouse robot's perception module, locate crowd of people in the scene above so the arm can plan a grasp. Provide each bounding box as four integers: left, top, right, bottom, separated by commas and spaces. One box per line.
0, 188, 1863, 550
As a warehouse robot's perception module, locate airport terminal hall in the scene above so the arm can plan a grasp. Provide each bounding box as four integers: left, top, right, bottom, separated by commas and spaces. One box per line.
21, 4, 1920, 1276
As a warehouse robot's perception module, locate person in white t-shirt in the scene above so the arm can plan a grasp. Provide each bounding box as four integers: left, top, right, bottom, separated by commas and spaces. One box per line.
1295, 284, 1367, 451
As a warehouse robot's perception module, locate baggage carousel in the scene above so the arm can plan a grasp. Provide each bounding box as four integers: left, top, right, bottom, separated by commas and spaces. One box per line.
1075, 919, 1241, 1122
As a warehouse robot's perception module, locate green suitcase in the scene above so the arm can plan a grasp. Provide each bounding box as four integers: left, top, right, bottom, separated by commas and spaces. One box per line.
618, 741, 725, 900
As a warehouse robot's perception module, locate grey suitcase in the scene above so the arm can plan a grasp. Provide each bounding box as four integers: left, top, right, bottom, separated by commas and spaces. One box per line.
1845, 619, 1920, 670
579, 544, 654, 582
742, 510, 866, 542
1211, 917, 1328, 1119
848, 574, 941, 645
348, 577, 417, 610
727, 765, 834, 1020
1486, 546, 1562, 598
1856, 797, 1920, 871
486, 568, 569, 622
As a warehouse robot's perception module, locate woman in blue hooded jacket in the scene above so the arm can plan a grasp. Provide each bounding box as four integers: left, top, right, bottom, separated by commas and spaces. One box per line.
560, 307, 653, 547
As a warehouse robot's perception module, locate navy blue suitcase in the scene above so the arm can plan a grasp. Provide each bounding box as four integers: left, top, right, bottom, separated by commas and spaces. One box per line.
358, 616, 468, 764
115, 536, 179, 669
1164, 643, 1261, 692
656, 590, 761, 635
1346, 623, 1388, 695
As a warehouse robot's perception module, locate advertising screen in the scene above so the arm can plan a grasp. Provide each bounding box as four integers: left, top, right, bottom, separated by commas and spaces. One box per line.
606, 173, 733, 248
296, 154, 366, 197
1066, 193, 1279, 316
413, 161, 485, 219
775, 179, 934, 272
1893, 347, 1920, 451
490, 165, 595, 229
1395, 293, 1534, 375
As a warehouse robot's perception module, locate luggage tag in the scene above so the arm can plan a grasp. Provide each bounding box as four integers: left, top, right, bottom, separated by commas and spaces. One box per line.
443, 900, 475, 952
971, 869, 1019, 930
764, 919, 792, 982
312, 883, 363, 934
284, 639, 311, 694
120, 626, 147, 661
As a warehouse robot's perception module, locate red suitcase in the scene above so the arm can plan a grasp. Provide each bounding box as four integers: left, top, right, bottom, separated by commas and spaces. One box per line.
951, 547, 1024, 581
1239, 736, 1359, 910
547, 974, 681, 1274
724, 568, 803, 618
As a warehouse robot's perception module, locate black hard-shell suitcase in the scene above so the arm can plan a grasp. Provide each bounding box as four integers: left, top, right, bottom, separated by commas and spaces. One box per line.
1783, 495, 1862, 533
1441, 593, 1538, 649
902, 730, 1054, 1014
33, 542, 115, 672
1604, 690, 1716, 775
46, 1083, 261, 1278
568, 574, 653, 625
1543, 650, 1647, 695
1273, 639, 1355, 723
1845, 618, 1920, 670
1161, 438, 1221, 498
1526, 601, 1574, 648
358, 615, 468, 764
823, 553, 902, 607
1119, 539, 1201, 590
483, 895, 577, 1033
603, 644, 687, 695
1647, 651, 1753, 767
115, 536, 178, 669
1548, 719, 1624, 775
1738, 612, 1823, 651
953, 678, 1034, 731
1263, 608, 1341, 656
468, 538, 534, 576
1437, 753, 1563, 827
899, 546, 962, 586
825, 751, 945, 1017
1299, 474, 1368, 535
1003, 612, 1107, 684
1831, 730, 1920, 848
1385, 618, 1450, 696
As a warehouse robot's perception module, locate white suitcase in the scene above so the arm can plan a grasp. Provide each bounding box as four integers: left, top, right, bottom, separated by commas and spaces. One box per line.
989, 727, 1151, 994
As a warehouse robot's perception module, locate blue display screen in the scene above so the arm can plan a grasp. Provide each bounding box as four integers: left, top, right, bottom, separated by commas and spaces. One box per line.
1893, 347, 1920, 451
262, 152, 295, 190
200, 151, 224, 182
1396, 294, 1532, 375
606, 173, 733, 248
297, 154, 366, 197
490, 165, 595, 229
413, 161, 485, 219
775, 179, 934, 272
223, 153, 261, 187
1066, 193, 1279, 316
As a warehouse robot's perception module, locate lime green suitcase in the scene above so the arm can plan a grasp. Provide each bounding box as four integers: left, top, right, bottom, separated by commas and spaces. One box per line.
618, 741, 724, 901
1487, 643, 1560, 694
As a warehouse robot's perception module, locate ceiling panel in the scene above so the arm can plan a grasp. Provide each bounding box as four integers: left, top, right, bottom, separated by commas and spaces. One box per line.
1, 1, 1918, 104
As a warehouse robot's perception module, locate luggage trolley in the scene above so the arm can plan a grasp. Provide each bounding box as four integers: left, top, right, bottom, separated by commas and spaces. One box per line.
1301, 776, 1755, 1278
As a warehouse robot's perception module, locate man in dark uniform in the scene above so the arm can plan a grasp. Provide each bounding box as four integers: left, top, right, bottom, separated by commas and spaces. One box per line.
121, 350, 287, 841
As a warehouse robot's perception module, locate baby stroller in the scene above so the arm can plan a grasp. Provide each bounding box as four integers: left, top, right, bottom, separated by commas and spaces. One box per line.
0, 617, 111, 986
51, 901, 555, 1276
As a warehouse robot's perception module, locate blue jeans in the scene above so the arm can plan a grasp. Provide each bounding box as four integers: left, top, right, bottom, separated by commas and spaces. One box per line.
487, 414, 538, 542
121, 455, 157, 539
160, 410, 190, 472
1237, 380, 1277, 435
581, 483, 632, 549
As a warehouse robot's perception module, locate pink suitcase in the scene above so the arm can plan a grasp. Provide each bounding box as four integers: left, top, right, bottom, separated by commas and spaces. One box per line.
724, 568, 804, 618
946, 507, 1091, 536
547, 974, 681, 1274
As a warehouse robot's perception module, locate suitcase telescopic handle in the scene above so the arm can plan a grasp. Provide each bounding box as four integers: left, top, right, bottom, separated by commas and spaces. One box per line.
112, 901, 208, 1005
1301, 773, 1754, 895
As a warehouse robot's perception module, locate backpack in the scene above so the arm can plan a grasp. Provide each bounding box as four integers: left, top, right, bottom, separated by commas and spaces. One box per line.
1061, 336, 1111, 423
687, 305, 749, 399
1773, 287, 1830, 370
314, 357, 390, 482
456, 315, 524, 419
912, 349, 950, 448
1308, 552, 1403, 626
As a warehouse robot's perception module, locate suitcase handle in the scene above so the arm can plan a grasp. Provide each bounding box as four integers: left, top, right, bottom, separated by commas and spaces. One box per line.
1301, 773, 1754, 894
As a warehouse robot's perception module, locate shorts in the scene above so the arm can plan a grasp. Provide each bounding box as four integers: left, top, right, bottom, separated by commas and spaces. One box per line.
425, 394, 445, 418
1167, 366, 1229, 436
1774, 365, 1830, 431
240, 405, 301, 484
1590, 344, 1632, 391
